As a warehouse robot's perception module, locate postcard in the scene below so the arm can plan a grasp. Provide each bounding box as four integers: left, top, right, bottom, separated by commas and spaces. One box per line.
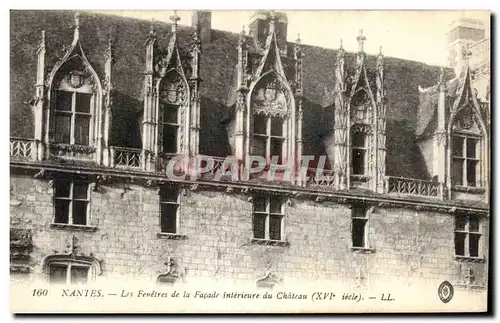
10, 9, 490, 313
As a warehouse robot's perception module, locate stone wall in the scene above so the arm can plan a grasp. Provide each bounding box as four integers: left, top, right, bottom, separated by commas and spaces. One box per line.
10, 173, 488, 290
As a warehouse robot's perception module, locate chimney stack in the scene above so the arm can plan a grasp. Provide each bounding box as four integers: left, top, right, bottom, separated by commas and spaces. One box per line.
192, 11, 212, 43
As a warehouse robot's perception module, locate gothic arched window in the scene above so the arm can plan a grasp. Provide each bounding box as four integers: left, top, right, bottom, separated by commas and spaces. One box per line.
450, 104, 484, 188
249, 74, 291, 166
158, 71, 187, 155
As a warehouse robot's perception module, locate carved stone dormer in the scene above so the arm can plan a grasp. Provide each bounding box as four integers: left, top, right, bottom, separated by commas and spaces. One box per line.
141, 12, 200, 173
34, 12, 106, 165
227, 11, 301, 184
416, 44, 488, 201
328, 30, 385, 192
446, 46, 489, 199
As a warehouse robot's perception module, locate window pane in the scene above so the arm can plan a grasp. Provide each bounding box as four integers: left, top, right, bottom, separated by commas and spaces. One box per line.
352, 219, 366, 248
270, 117, 283, 136
54, 200, 70, 224
270, 138, 283, 164
469, 234, 480, 257
54, 113, 71, 144
455, 216, 467, 231
253, 213, 266, 239
70, 266, 89, 284
451, 158, 463, 186
161, 204, 177, 233
452, 136, 464, 157
55, 181, 71, 198
253, 114, 267, 135
49, 264, 68, 284
352, 132, 366, 148
469, 215, 480, 232
162, 125, 178, 153
454, 232, 466, 256
269, 198, 282, 214
56, 91, 73, 111
352, 149, 365, 175
466, 160, 477, 187
251, 136, 266, 157
269, 215, 282, 240
160, 186, 179, 203
72, 201, 88, 225
253, 197, 266, 212
163, 104, 178, 124
73, 182, 88, 200
75, 93, 92, 113
467, 138, 478, 158
74, 115, 90, 145
352, 207, 366, 218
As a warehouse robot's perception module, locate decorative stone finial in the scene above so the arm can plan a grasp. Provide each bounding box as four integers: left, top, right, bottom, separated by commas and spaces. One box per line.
357, 29, 366, 52
296, 33, 301, 44
170, 10, 181, 33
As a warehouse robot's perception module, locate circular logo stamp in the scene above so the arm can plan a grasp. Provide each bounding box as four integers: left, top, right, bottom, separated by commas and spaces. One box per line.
438, 281, 454, 303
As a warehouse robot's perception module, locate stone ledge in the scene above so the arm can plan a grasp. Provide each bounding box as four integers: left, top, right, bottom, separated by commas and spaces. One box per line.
351, 247, 376, 254
451, 186, 486, 194
156, 233, 188, 240
454, 255, 486, 263
350, 175, 371, 182
454, 283, 486, 291
50, 223, 98, 232
250, 238, 290, 247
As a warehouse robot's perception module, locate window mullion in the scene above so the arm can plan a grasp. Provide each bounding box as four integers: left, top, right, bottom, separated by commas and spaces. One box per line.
265, 198, 270, 240
69, 182, 74, 225
266, 117, 271, 162
70, 92, 76, 145
66, 264, 71, 285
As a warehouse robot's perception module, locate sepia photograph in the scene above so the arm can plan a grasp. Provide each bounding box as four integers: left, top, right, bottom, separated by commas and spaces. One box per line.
9, 8, 491, 313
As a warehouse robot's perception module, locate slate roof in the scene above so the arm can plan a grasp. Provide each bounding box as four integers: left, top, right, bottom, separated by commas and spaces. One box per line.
10, 10, 451, 179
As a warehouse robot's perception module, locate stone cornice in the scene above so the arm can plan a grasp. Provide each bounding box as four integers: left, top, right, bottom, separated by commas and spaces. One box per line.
10, 161, 489, 216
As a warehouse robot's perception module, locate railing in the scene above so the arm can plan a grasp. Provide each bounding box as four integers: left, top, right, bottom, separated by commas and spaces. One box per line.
10, 138, 34, 159
110, 147, 141, 169
197, 155, 233, 180
386, 176, 442, 198
305, 168, 336, 189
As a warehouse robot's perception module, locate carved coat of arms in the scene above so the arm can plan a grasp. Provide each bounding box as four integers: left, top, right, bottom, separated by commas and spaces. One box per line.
161, 78, 185, 105
67, 71, 85, 88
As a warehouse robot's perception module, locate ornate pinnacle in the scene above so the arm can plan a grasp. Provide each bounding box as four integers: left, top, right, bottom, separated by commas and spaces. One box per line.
170, 10, 181, 33
149, 18, 156, 36
73, 12, 81, 40
340, 38, 343, 49
357, 29, 366, 53
238, 25, 246, 46
379, 45, 383, 56
438, 66, 445, 85
268, 10, 276, 34
296, 33, 301, 44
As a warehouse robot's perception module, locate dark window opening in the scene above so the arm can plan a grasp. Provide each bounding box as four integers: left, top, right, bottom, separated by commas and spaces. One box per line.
160, 186, 179, 234
252, 114, 285, 163
452, 135, 480, 187
252, 196, 284, 241
54, 90, 92, 146
352, 207, 368, 248
455, 215, 481, 258
53, 180, 89, 226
